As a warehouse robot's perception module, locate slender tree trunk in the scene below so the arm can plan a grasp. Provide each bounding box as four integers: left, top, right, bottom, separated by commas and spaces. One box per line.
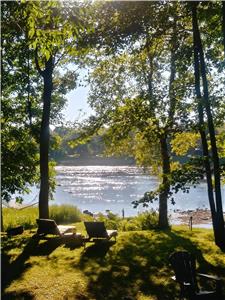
167, 12, 177, 129
192, 3, 225, 250
192, 16, 217, 233
1, 204, 3, 232
222, 2, 225, 55
38, 57, 54, 219
145, 51, 170, 229
158, 18, 176, 230
158, 135, 170, 229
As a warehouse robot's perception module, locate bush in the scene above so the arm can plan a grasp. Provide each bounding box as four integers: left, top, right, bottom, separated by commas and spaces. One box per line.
136, 211, 159, 230
97, 212, 120, 230
93, 211, 159, 232
49, 205, 82, 224
119, 219, 141, 231
118, 211, 159, 232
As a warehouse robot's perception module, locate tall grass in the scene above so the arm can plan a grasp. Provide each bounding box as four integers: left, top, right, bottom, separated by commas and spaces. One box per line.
49, 205, 82, 224
2, 206, 39, 230
2, 205, 82, 231
3, 206, 159, 232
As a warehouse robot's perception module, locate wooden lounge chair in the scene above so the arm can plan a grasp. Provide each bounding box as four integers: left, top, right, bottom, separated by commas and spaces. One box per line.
169, 251, 222, 300
36, 218, 76, 237
84, 221, 117, 243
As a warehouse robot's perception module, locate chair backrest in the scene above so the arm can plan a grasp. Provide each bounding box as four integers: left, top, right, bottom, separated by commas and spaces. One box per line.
169, 251, 198, 290
36, 219, 60, 235
84, 222, 108, 238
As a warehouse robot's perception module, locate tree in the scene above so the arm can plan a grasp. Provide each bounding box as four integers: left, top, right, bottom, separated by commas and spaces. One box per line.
1, 1, 80, 223
222, 2, 225, 54
1, 1, 40, 212
191, 2, 225, 250
76, 2, 195, 229
74, 1, 224, 232
24, 0, 86, 218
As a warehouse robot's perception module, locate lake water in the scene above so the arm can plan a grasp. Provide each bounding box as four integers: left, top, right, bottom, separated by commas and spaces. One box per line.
22, 165, 225, 217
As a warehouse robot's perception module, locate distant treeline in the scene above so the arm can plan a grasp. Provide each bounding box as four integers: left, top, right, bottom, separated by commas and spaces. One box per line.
50, 126, 202, 166
50, 126, 135, 165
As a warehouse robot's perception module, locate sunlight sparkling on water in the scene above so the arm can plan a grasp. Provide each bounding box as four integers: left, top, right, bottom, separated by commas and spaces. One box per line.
16, 165, 225, 217
53, 166, 225, 216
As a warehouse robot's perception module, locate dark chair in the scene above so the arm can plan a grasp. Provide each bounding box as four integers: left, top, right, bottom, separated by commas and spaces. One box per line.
169, 251, 223, 300
7, 226, 24, 236
84, 221, 117, 243
36, 219, 76, 237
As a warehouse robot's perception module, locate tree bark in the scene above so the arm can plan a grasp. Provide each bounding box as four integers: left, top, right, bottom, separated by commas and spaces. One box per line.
191, 2, 225, 250
167, 13, 177, 130
1, 204, 4, 232
192, 12, 217, 232
158, 135, 170, 229
38, 57, 54, 219
158, 18, 177, 230
222, 2, 225, 55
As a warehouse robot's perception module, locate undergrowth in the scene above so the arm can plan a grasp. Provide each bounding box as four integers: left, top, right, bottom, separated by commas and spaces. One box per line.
2, 205, 83, 230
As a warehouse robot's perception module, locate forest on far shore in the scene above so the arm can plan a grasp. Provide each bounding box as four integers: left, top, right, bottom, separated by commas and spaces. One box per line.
50, 125, 208, 166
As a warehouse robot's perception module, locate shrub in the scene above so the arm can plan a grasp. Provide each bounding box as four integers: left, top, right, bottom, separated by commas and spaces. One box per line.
119, 219, 141, 231
97, 213, 120, 230
49, 205, 82, 224
118, 211, 159, 231
136, 211, 159, 230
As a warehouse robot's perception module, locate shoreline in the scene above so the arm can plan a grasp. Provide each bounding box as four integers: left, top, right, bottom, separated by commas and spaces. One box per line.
4, 201, 224, 229
170, 209, 225, 229
55, 157, 136, 166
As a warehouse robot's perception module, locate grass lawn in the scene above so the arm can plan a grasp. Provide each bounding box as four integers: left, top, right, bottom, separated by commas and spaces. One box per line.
1, 225, 225, 300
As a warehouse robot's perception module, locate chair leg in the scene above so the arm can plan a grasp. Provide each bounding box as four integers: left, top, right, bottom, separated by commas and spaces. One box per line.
179, 285, 187, 300
216, 280, 222, 298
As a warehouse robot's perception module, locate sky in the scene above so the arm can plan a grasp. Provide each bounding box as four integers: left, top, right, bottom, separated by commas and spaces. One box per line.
59, 65, 94, 123
62, 85, 93, 122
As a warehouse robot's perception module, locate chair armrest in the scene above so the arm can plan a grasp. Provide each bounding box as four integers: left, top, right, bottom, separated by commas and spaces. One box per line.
197, 273, 221, 281
171, 275, 176, 281
58, 225, 76, 235
171, 276, 191, 286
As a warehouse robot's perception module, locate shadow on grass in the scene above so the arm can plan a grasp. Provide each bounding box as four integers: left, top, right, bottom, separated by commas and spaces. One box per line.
1, 235, 81, 293
2, 291, 34, 300
2, 237, 39, 292
77, 229, 225, 300
83, 240, 116, 258
2, 230, 225, 300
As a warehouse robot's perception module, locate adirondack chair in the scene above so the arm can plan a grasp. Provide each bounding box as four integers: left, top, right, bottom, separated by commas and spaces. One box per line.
36, 219, 76, 237
84, 221, 117, 243
169, 251, 223, 300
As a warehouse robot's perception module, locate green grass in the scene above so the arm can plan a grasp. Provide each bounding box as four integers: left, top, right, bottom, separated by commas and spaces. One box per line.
2, 205, 83, 230
2, 225, 225, 300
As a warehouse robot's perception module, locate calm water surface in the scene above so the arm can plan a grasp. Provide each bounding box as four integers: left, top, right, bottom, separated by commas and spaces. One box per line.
24, 166, 225, 217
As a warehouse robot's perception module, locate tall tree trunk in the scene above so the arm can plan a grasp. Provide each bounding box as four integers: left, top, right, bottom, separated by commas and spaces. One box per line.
167, 10, 177, 130
158, 135, 170, 229
145, 51, 170, 229
192, 12, 217, 234
158, 18, 176, 230
222, 2, 225, 55
38, 57, 54, 219
191, 2, 225, 250
1, 204, 4, 232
